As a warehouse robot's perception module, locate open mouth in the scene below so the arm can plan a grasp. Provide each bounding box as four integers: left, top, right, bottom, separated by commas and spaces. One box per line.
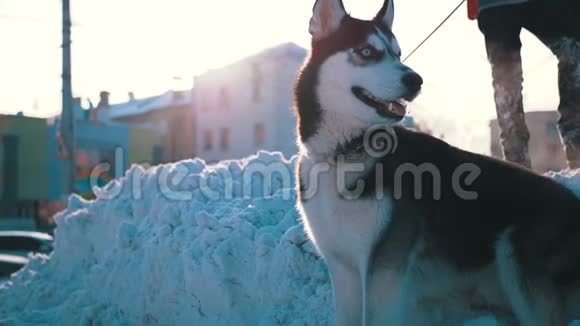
352, 86, 408, 119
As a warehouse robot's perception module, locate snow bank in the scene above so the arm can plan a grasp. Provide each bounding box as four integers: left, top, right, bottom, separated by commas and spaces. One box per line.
1, 152, 579, 326
0, 152, 332, 326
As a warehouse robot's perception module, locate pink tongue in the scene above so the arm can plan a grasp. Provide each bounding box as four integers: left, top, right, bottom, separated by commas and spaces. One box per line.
384, 102, 406, 116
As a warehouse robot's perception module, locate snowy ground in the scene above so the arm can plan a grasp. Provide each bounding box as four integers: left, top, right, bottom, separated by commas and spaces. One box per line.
0, 152, 579, 325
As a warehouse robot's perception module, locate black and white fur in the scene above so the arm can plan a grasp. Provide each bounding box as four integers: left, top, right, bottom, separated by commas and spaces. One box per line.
294, 0, 580, 325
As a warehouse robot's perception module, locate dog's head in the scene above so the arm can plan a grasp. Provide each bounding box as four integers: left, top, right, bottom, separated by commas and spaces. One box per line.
296, 0, 422, 142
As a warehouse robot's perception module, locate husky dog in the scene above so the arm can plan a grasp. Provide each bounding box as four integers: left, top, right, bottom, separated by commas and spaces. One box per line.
294, 0, 580, 325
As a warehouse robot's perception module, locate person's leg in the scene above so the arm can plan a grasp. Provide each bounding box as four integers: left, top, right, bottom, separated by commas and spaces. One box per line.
523, 0, 580, 169
479, 7, 531, 168
551, 39, 580, 169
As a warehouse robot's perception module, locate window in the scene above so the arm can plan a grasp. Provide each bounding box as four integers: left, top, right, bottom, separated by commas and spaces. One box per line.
254, 123, 266, 146
219, 87, 229, 109
252, 63, 261, 102
203, 129, 213, 151
220, 128, 230, 150
202, 91, 212, 112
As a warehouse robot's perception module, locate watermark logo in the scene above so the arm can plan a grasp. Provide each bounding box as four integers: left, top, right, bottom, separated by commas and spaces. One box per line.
364, 124, 398, 158
84, 124, 482, 203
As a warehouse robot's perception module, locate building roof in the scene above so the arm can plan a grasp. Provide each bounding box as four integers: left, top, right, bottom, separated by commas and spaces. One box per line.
102, 43, 306, 121
104, 90, 193, 121
201, 42, 307, 76
254, 42, 307, 61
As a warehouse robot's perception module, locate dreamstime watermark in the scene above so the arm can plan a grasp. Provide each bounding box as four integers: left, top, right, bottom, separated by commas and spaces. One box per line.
87, 125, 481, 202
364, 124, 399, 158
87, 149, 296, 201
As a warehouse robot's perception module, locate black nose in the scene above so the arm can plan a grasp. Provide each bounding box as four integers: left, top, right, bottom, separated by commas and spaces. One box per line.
402, 72, 423, 94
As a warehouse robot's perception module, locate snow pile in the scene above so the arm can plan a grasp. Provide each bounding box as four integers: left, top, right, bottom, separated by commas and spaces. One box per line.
1, 152, 579, 326
547, 169, 580, 197
0, 152, 332, 326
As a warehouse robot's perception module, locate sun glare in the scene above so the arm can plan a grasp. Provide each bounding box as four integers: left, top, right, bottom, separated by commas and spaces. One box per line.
0, 0, 559, 153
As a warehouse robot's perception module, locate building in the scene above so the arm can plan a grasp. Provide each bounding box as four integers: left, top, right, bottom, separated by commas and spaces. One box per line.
192, 42, 307, 162
48, 119, 161, 198
490, 110, 566, 172
93, 90, 195, 162
0, 107, 162, 228
92, 43, 308, 164
0, 115, 49, 220
48, 98, 163, 200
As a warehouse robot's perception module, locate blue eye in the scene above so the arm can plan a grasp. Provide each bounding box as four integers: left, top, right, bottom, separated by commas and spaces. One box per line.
355, 45, 382, 60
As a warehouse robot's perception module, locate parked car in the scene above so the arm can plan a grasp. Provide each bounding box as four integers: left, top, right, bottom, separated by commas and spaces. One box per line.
0, 254, 28, 279
0, 231, 54, 257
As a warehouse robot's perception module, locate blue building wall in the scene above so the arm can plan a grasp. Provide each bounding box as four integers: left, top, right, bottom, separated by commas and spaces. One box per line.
47, 121, 130, 200
75, 120, 129, 151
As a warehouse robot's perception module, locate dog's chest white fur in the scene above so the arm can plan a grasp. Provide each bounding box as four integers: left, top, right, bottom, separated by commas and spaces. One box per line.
297, 154, 393, 265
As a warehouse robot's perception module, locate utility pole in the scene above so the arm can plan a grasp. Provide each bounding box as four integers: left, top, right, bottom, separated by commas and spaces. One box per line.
61, 0, 75, 197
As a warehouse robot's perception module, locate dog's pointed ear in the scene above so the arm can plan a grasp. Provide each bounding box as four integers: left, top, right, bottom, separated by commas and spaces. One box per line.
375, 0, 394, 29
309, 0, 347, 40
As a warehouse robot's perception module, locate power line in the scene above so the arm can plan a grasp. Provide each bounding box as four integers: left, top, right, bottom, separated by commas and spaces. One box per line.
403, 0, 466, 63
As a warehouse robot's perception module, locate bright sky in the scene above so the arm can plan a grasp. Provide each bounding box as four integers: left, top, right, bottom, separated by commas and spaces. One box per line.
0, 0, 559, 152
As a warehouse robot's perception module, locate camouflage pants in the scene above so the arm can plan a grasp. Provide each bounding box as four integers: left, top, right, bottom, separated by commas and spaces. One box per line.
479, 1, 580, 169
550, 39, 580, 169
485, 42, 531, 168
